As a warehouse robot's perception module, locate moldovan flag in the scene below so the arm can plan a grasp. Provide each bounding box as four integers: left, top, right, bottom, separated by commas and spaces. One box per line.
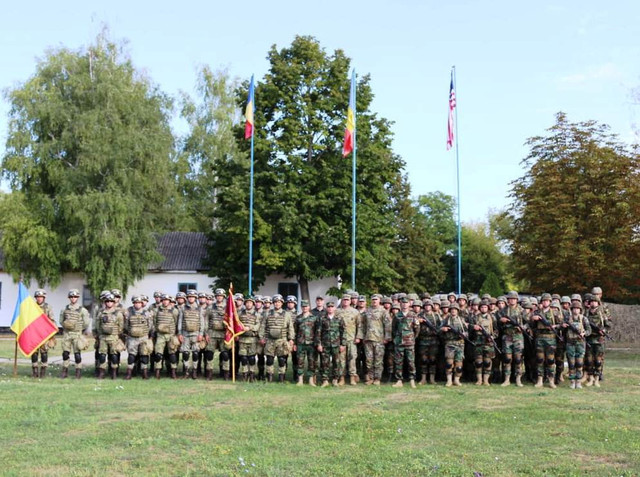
342, 70, 356, 157
224, 284, 245, 346
244, 75, 255, 140
10, 282, 58, 357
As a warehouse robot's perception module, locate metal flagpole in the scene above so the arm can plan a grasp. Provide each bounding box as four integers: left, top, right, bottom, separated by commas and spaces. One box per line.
248, 76, 255, 296
351, 70, 357, 291
452, 66, 462, 294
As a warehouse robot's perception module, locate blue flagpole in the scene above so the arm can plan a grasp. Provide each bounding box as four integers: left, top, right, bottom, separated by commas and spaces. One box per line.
453, 66, 462, 294
248, 75, 255, 296
351, 70, 357, 292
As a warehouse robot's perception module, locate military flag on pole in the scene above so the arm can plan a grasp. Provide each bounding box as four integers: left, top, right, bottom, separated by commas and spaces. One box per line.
224, 284, 245, 346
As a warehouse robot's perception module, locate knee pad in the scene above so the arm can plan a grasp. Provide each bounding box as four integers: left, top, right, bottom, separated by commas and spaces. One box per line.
445, 361, 453, 369
428, 358, 437, 366
536, 357, 544, 364
62, 351, 70, 361
248, 355, 256, 365
513, 358, 521, 365
220, 351, 230, 362
454, 366, 463, 374
266, 356, 275, 366
575, 359, 583, 367
99, 353, 107, 364
31, 354, 38, 363
474, 361, 483, 369
205, 350, 214, 361
239, 356, 249, 366
277, 356, 287, 367
192, 351, 199, 362
567, 363, 575, 370
41, 352, 48, 363
595, 360, 602, 367
483, 360, 492, 369
546, 358, 555, 366
169, 353, 178, 364
109, 354, 119, 365
141, 356, 149, 365
128, 354, 136, 365
154, 353, 163, 363
74, 353, 82, 364
503, 357, 512, 365
183, 351, 190, 362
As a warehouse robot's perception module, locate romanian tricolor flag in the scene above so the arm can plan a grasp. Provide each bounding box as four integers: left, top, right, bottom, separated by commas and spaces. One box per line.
342, 70, 356, 157
224, 284, 245, 346
244, 75, 255, 140
10, 282, 58, 357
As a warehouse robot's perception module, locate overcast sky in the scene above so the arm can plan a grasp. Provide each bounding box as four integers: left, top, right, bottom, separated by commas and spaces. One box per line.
1, 0, 638, 222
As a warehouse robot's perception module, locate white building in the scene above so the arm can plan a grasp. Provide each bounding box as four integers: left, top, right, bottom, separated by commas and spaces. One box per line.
0, 232, 337, 327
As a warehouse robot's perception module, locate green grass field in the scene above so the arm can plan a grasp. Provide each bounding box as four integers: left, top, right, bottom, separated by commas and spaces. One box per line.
0, 346, 638, 476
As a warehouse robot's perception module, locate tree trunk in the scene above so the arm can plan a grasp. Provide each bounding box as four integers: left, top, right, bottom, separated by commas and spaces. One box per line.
299, 276, 310, 302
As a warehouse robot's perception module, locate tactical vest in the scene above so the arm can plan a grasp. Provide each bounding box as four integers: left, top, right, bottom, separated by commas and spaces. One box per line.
566, 315, 586, 340
441, 315, 466, 343
239, 310, 260, 343
182, 305, 201, 333
99, 309, 120, 336
155, 307, 176, 334
418, 312, 439, 341
472, 313, 494, 344
208, 303, 226, 331
265, 309, 289, 340
128, 310, 150, 338
533, 309, 556, 336
501, 306, 525, 336
62, 305, 83, 332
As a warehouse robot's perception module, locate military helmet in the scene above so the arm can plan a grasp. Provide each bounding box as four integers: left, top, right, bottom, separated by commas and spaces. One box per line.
570, 293, 582, 302
421, 292, 431, 299
571, 302, 583, 311
103, 293, 115, 302
371, 293, 382, 300
407, 293, 420, 301
234, 292, 244, 301
584, 293, 593, 302
540, 293, 552, 301
111, 289, 122, 298
255, 295, 264, 303
99, 290, 111, 300
286, 295, 297, 303
161, 293, 171, 300
141, 295, 149, 302
263, 296, 272, 304
214, 288, 226, 297
206, 293, 214, 300
198, 292, 207, 298
272, 294, 284, 303
550, 300, 561, 309
34, 289, 47, 297
176, 291, 187, 299
449, 302, 460, 311
590, 295, 601, 303
358, 295, 367, 302
591, 286, 602, 295
440, 299, 450, 307
186, 289, 198, 297
153, 291, 163, 298
349, 291, 359, 298
472, 297, 481, 306
244, 296, 255, 304
457, 294, 467, 302
423, 299, 433, 306
131, 295, 143, 303
551, 293, 561, 301
529, 297, 538, 305
381, 296, 392, 305
68, 289, 80, 298
561, 296, 571, 304
489, 297, 497, 305
481, 293, 491, 300
507, 291, 519, 299
391, 303, 401, 311
480, 299, 490, 307
522, 301, 532, 309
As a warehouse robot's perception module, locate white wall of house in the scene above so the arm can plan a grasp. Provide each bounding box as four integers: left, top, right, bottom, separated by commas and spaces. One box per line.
256, 274, 339, 305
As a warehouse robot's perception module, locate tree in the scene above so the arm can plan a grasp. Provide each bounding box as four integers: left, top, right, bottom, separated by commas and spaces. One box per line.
1, 33, 176, 295
507, 112, 640, 302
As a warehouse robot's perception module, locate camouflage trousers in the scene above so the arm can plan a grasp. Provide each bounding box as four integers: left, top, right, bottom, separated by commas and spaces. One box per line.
417, 338, 439, 378
535, 335, 556, 379
364, 341, 385, 380
98, 335, 122, 370
296, 344, 316, 378
320, 346, 343, 382
265, 339, 289, 375
31, 340, 55, 367
341, 341, 358, 377
238, 340, 257, 374
394, 345, 416, 380
155, 333, 179, 369
565, 339, 585, 380
126, 337, 152, 370
61, 332, 83, 369
585, 338, 606, 377
501, 334, 524, 378
473, 343, 495, 375
180, 332, 202, 371
555, 336, 566, 377
206, 334, 231, 372
444, 341, 464, 377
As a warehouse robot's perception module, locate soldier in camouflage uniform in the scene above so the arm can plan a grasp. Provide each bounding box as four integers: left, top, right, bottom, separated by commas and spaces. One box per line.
294, 300, 318, 386
124, 295, 154, 380
439, 302, 468, 387
31, 289, 56, 378
562, 302, 591, 389
469, 299, 498, 386
238, 296, 260, 382
391, 297, 419, 388
358, 294, 391, 386
59, 289, 90, 379
416, 299, 441, 385
316, 301, 345, 387
204, 288, 229, 380
584, 295, 611, 387
531, 293, 560, 388
259, 294, 295, 383
152, 294, 180, 379
336, 294, 362, 386
178, 290, 205, 379
381, 296, 395, 382
551, 300, 567, 384
95, 293, 125, 379
496, 291, 529, 387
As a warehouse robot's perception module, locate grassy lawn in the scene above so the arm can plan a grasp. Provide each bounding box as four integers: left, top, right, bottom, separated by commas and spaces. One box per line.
0, 346, 638, 476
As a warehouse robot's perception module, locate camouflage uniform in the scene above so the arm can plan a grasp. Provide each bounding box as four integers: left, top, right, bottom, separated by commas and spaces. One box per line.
59, 301, 90, 377
205, 301, 230, 378
315, 310, 345, 384
469, 310, 498, 385
496, 303, 528, 385
416, 309, 440, 384
392, 308, 419, 384
152, 303, 180, 377
439, 310, 468, 386
336, 305, 362, 383
531, 305, 559, 386
96, 306, 125, 378
564, 310, 591, 386
584, 304, 611, 386
358, 304, 391, 384
124, 304, 154, 378
295, 310, 318, 383
238, 306, 260, 380
178, 302, 205, 378
31, 299, 56, 377
260, 307, 295, 381
552, 304, 567, 383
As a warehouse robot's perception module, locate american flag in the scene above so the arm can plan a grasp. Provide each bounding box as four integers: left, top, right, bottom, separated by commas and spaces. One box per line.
447, 72, 456, 151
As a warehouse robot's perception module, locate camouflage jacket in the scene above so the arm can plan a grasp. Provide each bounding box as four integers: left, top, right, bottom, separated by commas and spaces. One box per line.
531, 308, 559, 337
315, 314, 345, 348
206, 302, 227, 338
565, 313, 591, 341
585, 307, 611, 342
392, 310, 419, 347
96, 308, 124, 337
358, 306, 391, 343
335, 306, 361, 342
469, 312, 498, 345
439, 315, 468, 343
59, 304, 90, 333
295, 312, 318, 345
125, 307, 153, 338
417, 311, 440, 342
153, 305, 179, 335
178, 302, 205, 335
497, 305, 528, 336
260, 308, 294, 342
238, 309, 261, 344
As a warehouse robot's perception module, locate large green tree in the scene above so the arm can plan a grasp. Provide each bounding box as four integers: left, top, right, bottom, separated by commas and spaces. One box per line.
0, 33, 176, 294
507, 112, 640, 302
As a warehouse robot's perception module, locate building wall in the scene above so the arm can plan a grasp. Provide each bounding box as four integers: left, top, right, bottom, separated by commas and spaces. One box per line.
256, 274, 339, 312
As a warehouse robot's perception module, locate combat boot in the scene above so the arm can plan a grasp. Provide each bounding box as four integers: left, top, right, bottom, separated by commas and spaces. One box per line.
429, 373, 436, 385
419, 374, 427, 385
206, 370, 213, 381
155, 369, 161, 379
61, 368, 68, 379
593, 376, 601, 388
39, 366, 47, 378
548, 378, 556, 389
183, 369, 191, 379
249, 372, 255, 383
373, 379, 381, 386
338, 376, 345, 386
32, 367, 38, 379
569, 380, 576, 389
170, 369, 177, 380
278, 373, 286, 383
331, 379, 338, 386
350, 376, 357, 386
75, 368, 82, 379
267, 373, 273, 383
365, 377, 373, 386
125, 369, 133, 380
585, 375, 594, 387
98, 369, 105, 380
501, 376, 511, 387
296, 375, 304, 386
410, 379, 416, 389
392, 379, 403, 388
309, 376, 316, 387
321, 380, 329, 388
223, 370, 230, 381
557, 372, 564, 383
534, 376, 543, 388
515, 375, 523, 387
475, 372, 482, 386
142, 369, 148, 380
483, 374, 491, 386
575, 381, 582, 389
192, 369, 198, 380
445, 374, 453, 387
110, 368, 117, 380
453, 376, 462, 386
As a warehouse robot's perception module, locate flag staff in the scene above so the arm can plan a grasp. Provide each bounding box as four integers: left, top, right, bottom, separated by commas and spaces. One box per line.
452, 66, 462, 294
13, 278, 22, 377
350, 70, 357, 291
246, 75, 255, 295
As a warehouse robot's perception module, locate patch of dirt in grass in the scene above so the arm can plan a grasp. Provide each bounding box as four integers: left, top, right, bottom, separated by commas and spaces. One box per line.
474, 398, 510, 410
97, 411, 155, 425
171, 411, 206, 420
575, 452, 633, 470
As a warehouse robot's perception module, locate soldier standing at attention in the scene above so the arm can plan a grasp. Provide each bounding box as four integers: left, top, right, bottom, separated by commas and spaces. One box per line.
391, 297, 419, 388
469, 299, 498, 386
259, 294, 295, 383
316, 301, 345, 387
439, 302, 467, 387
336, 293, 362, 386
286, 296, 298, 382
294, 300, 318, 386
417, 299, 441, 385
359, 294, 391, 386
497, 291, 528, 387
31, 289, 56, 378
96, 293, 125, 380
531, 293, 559, 388
563, 302, 591, 389
381, 296, 395, 382
178, 290, 204, 379
124, 295, 154, 380
238, 296, 260, 382
59, 289, 90, 379
152, 294, 180, 379
204, 288, 228, 380
584, 295, 611, 387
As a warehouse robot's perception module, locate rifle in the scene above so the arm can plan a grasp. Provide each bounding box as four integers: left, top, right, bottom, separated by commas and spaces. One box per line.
442, 322, 474, 346
590, 322, 614, 342
504, 315, 533, 343
536, 313, 564, 342
419, 315, 440, 336
476, 324, 502, 355
564, 321, 585, 341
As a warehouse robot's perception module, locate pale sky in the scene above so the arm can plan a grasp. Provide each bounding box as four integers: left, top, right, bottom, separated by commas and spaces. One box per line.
1, 0, 638, 222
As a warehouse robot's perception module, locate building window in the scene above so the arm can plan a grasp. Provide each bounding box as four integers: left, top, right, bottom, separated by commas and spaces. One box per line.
178, 283, 198, 294
278, 282, 298, 300
82, 286, 94, 309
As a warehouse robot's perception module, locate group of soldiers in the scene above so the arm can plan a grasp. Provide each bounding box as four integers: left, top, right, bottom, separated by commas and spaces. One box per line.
28, 285, 613, 389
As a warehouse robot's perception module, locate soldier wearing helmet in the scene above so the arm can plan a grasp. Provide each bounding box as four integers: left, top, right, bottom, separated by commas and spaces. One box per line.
177, 289, 205, 379
496, 291, 529, 387
469, 299, 498, 386
59, 289, 91, 379
96, 293, 125, 380
259, 294, 295, 382
336, 293, 362, 386
124, 296, 154, 380
204, 288, 229, 380
151, 294, 180, 379
238, 296, 260, 382
530, 293, 560, 389
31, 289, 56, 379
439, 302, 468, 387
